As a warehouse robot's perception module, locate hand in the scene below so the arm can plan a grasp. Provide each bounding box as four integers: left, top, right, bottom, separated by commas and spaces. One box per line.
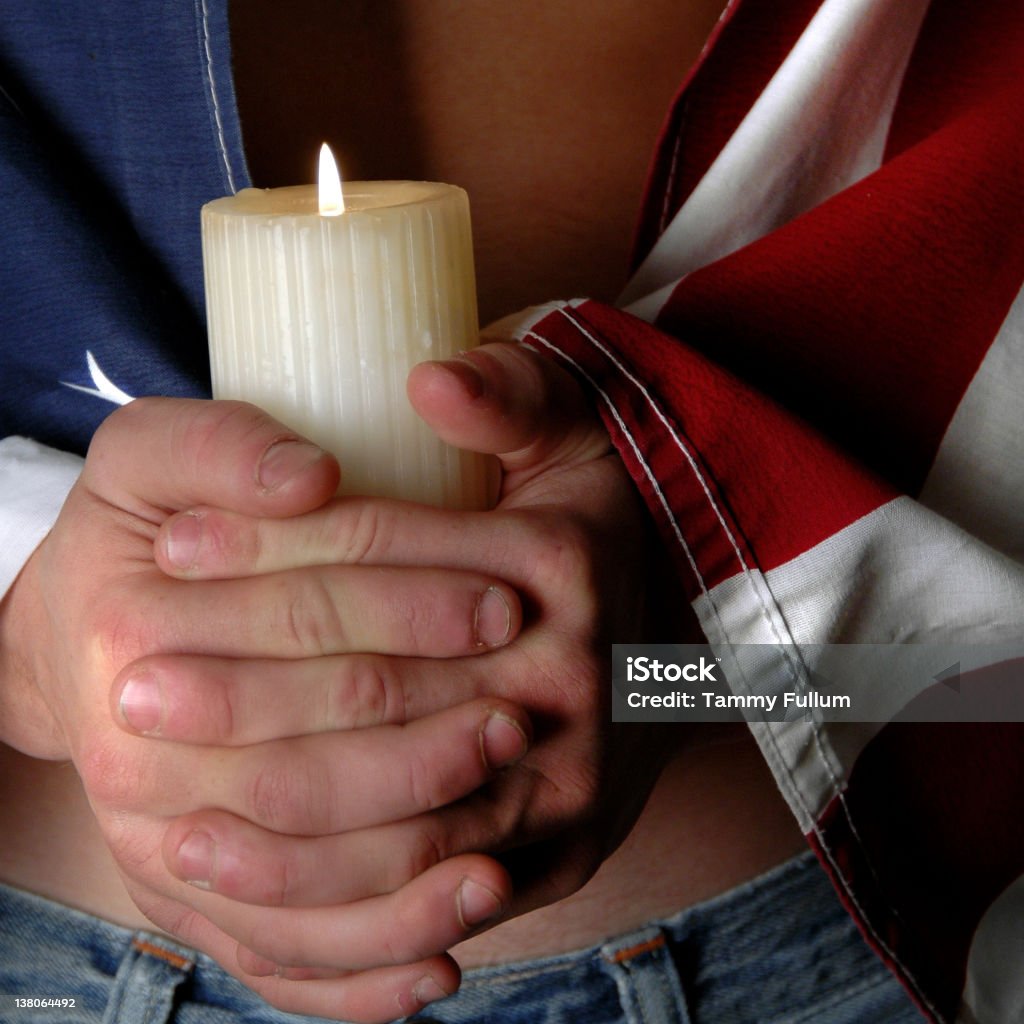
0, 397, 529, 1022
142, 344, 680, 1007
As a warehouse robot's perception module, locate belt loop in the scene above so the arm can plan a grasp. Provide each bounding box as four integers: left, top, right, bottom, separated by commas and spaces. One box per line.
600, 925, 693, 1024
102, 934, 196, 1024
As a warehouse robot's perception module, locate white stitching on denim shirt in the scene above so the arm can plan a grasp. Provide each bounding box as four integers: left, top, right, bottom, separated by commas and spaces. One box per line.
198, 0, 237, 193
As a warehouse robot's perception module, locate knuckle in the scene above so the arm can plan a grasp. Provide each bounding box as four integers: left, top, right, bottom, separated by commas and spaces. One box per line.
379, 927, 407, 967
102, 815, 155, 877
207, 823, 295, 907
380, 912, 428, 966
204, 669, 236, 743
247, 755, 322, 834
89, 397, 159, 457
375, 589, 447, 655
92, 596, 158, 672
178, 400, 269, 466
401, 598, 442, 652
276, 575, 346, 657
555, 652, 605, 709
244, 916, 291, 965
197, 508, 261, 570
133, 895, 205, 950
551, 759, 603, 827
264, 850, 296, 908
328, 656, 397, 729
323, 500, 395, 564
399, 826, 447, 888
77, 736, 146, 809
485, 777, 531, 841
404, 746, 448, 814
521, 515, 599, 608
519, 644, 603, 723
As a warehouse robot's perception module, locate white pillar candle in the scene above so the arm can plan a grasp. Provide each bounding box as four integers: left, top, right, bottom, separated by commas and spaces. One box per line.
201, 156, 494, 509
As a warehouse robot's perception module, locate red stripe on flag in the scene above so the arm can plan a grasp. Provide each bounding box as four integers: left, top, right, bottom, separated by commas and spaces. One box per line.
653, 80, 1024, 495
523, 301, 894, 588
886, 0, 1024, 160
632, 0, 823, 270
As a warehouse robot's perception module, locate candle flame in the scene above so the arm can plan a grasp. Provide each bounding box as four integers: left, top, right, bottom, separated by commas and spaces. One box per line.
318, 142, 345, 216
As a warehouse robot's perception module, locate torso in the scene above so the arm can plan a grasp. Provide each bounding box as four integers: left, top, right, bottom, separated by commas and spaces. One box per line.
0, 0, 806, 969
0, 736, 803, 967
230, 0, 727, 324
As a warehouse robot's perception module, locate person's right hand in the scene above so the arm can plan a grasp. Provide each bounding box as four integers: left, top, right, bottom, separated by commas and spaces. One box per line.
0, 397, 529, 1021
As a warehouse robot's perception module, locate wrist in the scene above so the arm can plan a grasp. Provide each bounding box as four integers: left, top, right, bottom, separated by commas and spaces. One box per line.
0, 542, 67, 760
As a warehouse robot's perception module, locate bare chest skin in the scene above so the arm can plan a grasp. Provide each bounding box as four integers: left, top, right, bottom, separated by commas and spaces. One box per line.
229, 0, 727, 324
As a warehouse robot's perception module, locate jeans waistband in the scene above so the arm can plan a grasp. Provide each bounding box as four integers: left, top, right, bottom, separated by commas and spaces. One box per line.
0, 851, 919, 1024
429, 849, 910, 1024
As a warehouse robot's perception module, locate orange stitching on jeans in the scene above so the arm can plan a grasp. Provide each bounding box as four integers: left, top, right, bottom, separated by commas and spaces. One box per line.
607, 935, 666, 964
131, 938, 193, 971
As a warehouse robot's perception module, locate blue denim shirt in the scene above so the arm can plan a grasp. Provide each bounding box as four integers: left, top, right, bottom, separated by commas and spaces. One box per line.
0, 2, 250, 453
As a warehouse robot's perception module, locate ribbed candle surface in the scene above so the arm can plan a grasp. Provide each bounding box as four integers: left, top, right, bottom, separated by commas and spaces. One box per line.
202, 182, 494, 508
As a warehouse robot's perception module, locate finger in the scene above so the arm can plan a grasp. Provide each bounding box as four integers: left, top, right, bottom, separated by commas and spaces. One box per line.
242, 961, 459, 1022
228, 702, 529, 836
112, 651, 496, 745
155, 498, 481, 579
158, 747, 578, 912
125, 565, 520, 663
153, 493, 574, 586
204, 854, 511, 972
406, 341, 611, 475
160, 799, 520, 906
85, 397, 340, 518
128, 883, 459, 1023
120, 699, 529, 834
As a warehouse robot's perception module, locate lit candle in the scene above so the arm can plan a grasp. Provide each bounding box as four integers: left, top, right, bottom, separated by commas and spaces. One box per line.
200, 145, 494, 509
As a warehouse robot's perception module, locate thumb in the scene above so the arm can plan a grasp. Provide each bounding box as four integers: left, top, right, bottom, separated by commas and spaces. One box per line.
407, 343, 611, 480
84, 397, 340, 518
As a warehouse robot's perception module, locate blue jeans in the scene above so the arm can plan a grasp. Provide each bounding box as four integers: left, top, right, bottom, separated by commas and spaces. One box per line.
0, 852, 923, 1024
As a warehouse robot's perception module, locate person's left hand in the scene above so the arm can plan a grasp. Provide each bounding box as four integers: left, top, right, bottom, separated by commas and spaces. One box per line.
126, 341, 681, 1015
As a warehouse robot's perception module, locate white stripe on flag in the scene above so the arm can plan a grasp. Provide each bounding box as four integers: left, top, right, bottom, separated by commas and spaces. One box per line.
920, 284, 1024, 562
693, 495, 1024, 822
962, 872, 1024, 1023
620, 0, 931, 317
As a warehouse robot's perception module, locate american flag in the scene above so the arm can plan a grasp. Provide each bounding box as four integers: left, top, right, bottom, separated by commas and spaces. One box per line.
516, 1, 1024, 1020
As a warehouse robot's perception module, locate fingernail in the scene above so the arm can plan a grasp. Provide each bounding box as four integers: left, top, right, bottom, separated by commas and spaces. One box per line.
177, 830, 216, 889
441, 356, 485, 399
474, 587, 511, 647
257, 439, 325, 493
408, 975, 448, 1012
457, 877, 504, 930
164, 511, 203, 571
119, 674, 163, 735
480, 711, 528, 770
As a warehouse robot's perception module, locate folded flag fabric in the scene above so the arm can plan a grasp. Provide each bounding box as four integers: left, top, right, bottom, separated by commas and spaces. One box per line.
518, 2, 1024, 1020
